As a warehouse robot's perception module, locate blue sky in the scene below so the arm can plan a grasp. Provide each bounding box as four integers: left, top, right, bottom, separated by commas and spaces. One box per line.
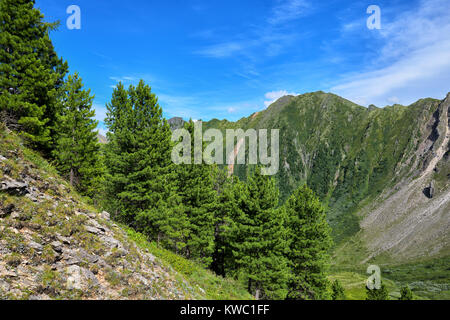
35, 0, 450, 134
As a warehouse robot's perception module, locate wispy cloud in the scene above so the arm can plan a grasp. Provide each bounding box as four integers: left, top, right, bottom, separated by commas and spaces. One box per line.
264, 90, 299, 107
109, 76, 138, 83
268, 0, 311, 25
194, 42, 243, 58
194, 0, 312, 61
331, 0, 450, 106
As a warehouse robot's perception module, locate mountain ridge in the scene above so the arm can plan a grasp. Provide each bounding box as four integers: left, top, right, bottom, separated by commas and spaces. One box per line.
170, 91, 450, 268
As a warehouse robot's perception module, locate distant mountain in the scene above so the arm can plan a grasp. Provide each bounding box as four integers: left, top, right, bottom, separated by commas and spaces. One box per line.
168, 117, 186, 130
97, 133, 107, 144
201, 91, 450, 268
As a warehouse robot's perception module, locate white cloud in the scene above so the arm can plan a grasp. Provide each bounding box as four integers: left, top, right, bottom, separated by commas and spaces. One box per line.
264, 90, 298, 107
268, 0, 311, 25
93, 103, 107, 122
109, 76, 137, 83
194, 42, 243, 58
331, 0, 450, 106
194, 1, 311, 60
227, 107, 237, 113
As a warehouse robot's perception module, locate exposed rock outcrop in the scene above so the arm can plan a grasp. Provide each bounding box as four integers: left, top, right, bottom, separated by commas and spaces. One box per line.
0, 141, 195, 300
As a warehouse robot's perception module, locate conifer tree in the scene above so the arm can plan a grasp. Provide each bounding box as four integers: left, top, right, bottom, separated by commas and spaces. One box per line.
331, 279, 346, 300
232, 166, 289, 299
211, 168, 241, 276
284, 185, 333, 300
399, 286, 413, 300
176, 120, 216, 266
0, 0, 67, 150
104, 80, 187, 251
52, 73, 101, 197
366, 280, 390, 300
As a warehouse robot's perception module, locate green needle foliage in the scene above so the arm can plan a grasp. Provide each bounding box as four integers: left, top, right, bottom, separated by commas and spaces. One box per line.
331, 279, 346, 300
210, 167, 241, 277
284, 185, 333, 300
0, 0, 67, 151
176, 120, 216, 266
232, 166, 289, 300
104, 80, 186, 251
400, 286, 413, 300
52, 73, 101, 197
366, 281, 390, 300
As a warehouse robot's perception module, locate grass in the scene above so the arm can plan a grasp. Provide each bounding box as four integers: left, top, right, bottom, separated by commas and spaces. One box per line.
329, 271, 409, 300
125, 226, 253, 300
382, 257, 450, 300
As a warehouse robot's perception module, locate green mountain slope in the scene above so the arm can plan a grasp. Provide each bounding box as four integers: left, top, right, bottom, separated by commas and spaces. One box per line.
0, 125, 251, 300
199, 91, 449, 264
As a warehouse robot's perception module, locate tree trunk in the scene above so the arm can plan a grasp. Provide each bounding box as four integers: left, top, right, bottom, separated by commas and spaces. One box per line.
70, 168, 74, 187
255, 288, 260, 300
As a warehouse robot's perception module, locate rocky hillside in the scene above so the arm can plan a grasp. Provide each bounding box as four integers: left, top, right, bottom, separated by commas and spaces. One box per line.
0, 126, 250, 300
200, 92, 450, 266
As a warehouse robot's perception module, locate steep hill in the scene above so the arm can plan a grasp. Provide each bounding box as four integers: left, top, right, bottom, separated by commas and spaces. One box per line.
200, 91, 450, 267
0, 125, 251, 300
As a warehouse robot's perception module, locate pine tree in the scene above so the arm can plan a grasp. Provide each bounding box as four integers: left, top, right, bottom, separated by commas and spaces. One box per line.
331, 279, 346, 300
0, 0, 67, 150
104, 80, 188, 251
211, 168, 241, 277
52, 73, 101, 197
175, 120, 216, 266
399, 286, 413, 300
366, 280, 389, 300
232, 166, 289, 300
284, 185, 333, 300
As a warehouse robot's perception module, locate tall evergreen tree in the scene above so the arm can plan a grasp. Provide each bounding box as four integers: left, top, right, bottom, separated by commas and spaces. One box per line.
104, 80, 187, 251
176, 120, 216, 266
232, 166, 289, 299
211, 168, 241, 277
284, 185, 333, 300
52, 73, 101, 197
0, 0, 67, 150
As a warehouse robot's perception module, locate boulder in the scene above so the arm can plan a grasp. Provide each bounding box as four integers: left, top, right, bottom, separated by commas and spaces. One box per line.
1, 178, 29, 196
0, 203, 14, 218
423, 181, 435, 199
65, 265, 99, 291
100, 211, 110, 220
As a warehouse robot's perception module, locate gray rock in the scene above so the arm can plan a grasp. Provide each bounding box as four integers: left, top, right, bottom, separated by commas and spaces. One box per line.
0, 203, 14, 218
0, 279, 10, 292
56, 234, 71, 245
65, 265, 99, 291
87, 219, 107, 233
62, 248, 99, 265
86, 211, 97, 219
28, 294, 51, 300
100, 211, 110, 220
99, 235, 122, 250
1, 178, 29, 196
85, 225, 102, 235
10, 211, 20, 219
423, 181, 435, 199
50, 241, 63, 253
28, 241, 44, 252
